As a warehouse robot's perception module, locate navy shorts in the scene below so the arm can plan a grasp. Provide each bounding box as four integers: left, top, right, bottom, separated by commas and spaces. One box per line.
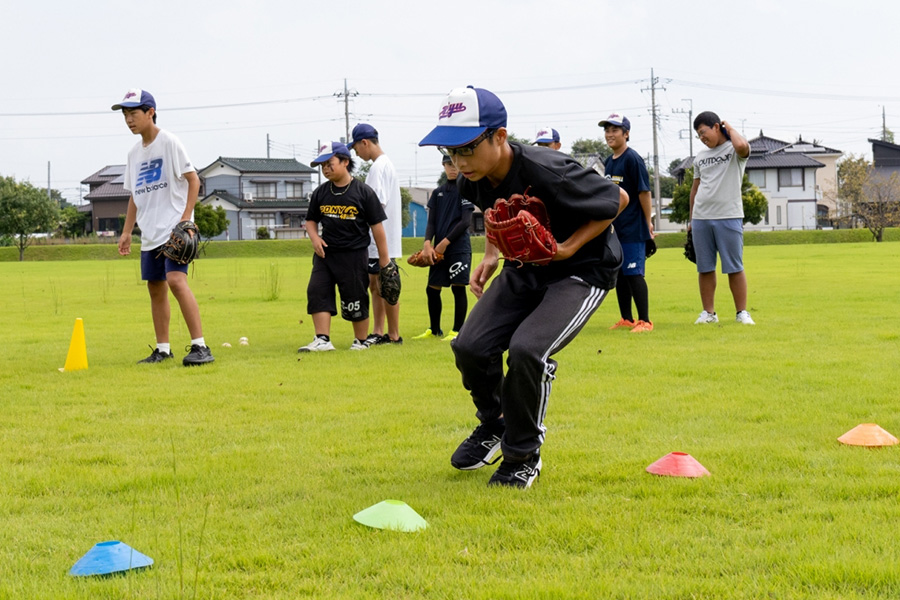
307, 249, 369, 321
428, 253, 472, 287
691, 218, 744, 274
141, 247, 188, 281
619, 242, 646, 277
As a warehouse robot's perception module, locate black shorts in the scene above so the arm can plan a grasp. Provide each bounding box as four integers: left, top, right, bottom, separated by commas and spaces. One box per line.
307, 249, 369, 321
367, 257, 397, 275
428, 253, 472, 287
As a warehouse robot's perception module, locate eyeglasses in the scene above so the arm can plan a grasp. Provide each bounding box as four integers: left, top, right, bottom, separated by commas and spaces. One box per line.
439, 130, 493, 157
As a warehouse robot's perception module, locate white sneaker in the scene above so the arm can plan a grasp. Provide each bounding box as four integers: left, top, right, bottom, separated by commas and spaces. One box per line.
735, 310, 755, 325
298, 337, 335, 352
695, 310, 719, 324
349, 339, 369, 351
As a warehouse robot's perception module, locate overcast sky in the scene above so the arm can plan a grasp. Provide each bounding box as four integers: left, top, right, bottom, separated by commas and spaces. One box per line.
2, 0, 898, 204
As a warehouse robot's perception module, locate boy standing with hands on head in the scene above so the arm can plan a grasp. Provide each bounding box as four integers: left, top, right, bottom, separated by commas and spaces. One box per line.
114, 88, 214, 366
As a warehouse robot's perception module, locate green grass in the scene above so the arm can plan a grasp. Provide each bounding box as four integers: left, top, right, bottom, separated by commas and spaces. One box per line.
1, 243, 900, 598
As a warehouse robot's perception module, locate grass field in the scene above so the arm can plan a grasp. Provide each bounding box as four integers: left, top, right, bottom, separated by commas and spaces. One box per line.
2, 242, 899, 599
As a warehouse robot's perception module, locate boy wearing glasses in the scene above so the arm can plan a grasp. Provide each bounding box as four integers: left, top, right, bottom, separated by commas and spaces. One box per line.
689, 111, 753, 325
420, 86, 628, 488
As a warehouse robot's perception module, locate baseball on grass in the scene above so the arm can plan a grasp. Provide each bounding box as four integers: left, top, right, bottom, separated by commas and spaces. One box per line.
222, 342, 232, 348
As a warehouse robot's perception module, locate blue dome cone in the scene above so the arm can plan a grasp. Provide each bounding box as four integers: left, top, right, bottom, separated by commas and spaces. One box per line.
69, 541, 154, 576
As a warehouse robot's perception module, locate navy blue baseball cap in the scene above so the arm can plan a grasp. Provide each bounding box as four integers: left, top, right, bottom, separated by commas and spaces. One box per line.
419, 86, 507, 148
599, 112, 631, 131
348, 123, 378, 149
111, 88, 156, 111
311, 142, 351, 166
532, 126, 560, 145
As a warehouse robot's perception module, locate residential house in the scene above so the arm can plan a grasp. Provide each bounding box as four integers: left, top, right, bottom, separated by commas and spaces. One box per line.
869, 138, 900, 178
81, 165, 129, 235
198, 157, 316, 240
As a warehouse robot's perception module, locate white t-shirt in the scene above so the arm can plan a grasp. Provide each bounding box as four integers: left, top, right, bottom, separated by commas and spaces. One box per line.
692, 140, 748, 220
123, 129, 196, 250
365, 153, 402, 259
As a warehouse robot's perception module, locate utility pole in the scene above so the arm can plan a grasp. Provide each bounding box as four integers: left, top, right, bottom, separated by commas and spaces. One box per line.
266, 134, 270, 159
334, 78, 358, 144
643, 68, 664, 231
883, 105, 888, 141
316, 139, 321, 186
673, 98, 693, 158
47, 162, 52, 203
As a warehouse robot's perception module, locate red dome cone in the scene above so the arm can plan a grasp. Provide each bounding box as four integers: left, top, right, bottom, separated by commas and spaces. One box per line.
646, 452, 710, 478
838, 424, 899, 447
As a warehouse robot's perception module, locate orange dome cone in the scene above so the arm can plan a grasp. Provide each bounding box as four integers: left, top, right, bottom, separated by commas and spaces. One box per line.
646, 452, 710, 478
838, 424, 899, 447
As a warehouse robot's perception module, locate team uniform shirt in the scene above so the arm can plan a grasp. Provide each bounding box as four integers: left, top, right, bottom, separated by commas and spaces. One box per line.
692, 140, 749, 220
307, 179, 386, 251
458, 142, 623, 289
426, 180, 474, 256
123, 129, 195, 251
365, 154, 402, 259
605, 147, 652, 243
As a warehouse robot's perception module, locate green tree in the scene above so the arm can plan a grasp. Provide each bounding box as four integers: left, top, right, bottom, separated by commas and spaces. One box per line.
400, 187, 412, 228
507, 132, 532, 145
570, 138, 613, 168
668, 158, 684, 176
58, 205, 88, 238
839, 155, 900, 241
882, 128, 895, 144
194, 203, 230, 253
668, 168, 768, 225
647, 167, 677, 198
0, 175, 60, 261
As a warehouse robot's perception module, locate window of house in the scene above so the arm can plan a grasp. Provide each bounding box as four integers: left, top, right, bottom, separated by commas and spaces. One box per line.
748, 170, 766, 188
254, 182, 276, 198
285, 182, 304, 198
776, 206, 782, 225
764, 208, 769, 225
251, 213, 276, 230
778, 168, 803, 188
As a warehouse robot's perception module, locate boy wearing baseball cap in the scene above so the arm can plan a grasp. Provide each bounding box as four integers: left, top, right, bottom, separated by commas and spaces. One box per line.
411, 154, 475, 341
113, 88, 214, 366
299, 142, 391, 352
420, 86, 628, 488
599, 113, 654, 333
347, 123, 403, 346
531, 126, 561, 150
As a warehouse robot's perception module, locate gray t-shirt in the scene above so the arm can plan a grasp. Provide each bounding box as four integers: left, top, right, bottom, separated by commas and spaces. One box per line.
692, 141, 748, 220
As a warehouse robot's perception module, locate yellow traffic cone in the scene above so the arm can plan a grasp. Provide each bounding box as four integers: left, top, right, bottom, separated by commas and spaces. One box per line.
63, 318, 89, 372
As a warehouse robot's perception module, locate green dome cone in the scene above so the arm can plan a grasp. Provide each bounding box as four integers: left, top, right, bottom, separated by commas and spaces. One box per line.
353, 500, 428, 532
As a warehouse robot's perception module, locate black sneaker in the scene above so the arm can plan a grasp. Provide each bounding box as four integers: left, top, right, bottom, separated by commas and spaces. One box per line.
363, 333, 385, 348
385, 335, 403, 345
183, 344, 215, 366
450, 418, 504, 470
137, 346, 174, 364
488, 452, 542, 489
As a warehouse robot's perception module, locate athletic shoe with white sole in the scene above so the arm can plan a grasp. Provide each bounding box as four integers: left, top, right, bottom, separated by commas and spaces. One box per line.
137, 346, 174, 364
694, 310, 719, 324
735, 310, 756, 325
183, 344, 215, 366
349, 339, 369, 350
298, 336, 335, 352
451, 418, 504, 470
488, 452, 542, 489
363, 333, 386, 347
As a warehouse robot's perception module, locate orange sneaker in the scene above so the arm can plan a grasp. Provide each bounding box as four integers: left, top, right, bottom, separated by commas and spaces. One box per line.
609, 319, 636, 330
630, 320, 654, 333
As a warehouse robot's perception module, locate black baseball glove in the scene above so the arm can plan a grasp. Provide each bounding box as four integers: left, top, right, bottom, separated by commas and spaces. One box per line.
684, 230, 697, 264
378, 260, 401, 306
159, 220, 201, 265
645, 238, 657, 259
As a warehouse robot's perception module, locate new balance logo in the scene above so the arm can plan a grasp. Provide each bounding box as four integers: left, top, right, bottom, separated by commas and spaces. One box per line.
439, 102, 467, 119
627, 262, 637, 269
135, 159, 163, 186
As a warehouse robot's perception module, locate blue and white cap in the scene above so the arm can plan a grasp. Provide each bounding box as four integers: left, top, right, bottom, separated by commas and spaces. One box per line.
111, 88, 156, 111
598, 112, 631, 131
348, 123, 378, 149
419, 86, 507, 148
532, 126, 560, 145
311, 142, 351, 166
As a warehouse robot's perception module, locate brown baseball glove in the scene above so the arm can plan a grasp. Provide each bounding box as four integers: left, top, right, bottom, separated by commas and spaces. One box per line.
484, 191, 557, 266
407, 249, 444, 267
